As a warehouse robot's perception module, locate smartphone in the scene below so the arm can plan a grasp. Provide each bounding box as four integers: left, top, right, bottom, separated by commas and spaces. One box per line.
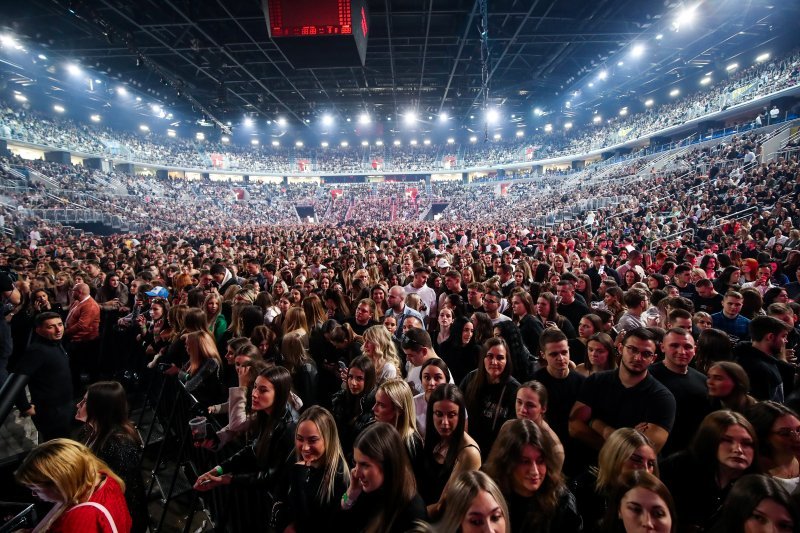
598, 265, 605, 275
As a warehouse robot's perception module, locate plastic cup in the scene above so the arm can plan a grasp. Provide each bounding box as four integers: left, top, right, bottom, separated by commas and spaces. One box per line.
189, 416, 207, 441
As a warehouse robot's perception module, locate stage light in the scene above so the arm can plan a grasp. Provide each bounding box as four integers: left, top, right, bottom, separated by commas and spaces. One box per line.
340, 141, 348, 147
135, 97, 141, 102
447, 138, 455, 144
251, 139, 260, 145
700, 77, 711, 85
630, 43, 645, 58
116, 86, 127, 96
486, 108, 499, 124
644, 99, 654, 107
67, 64, 82, 76
672, 5, 697, 31
726, 63, 738, 71
669, 88, 680, 97
533, 108, 544, 116
358, 113, 370, 125
593, 115, 602, 123
167, 129, 177, 138
439, 112, 448, 122
139, 124, 149, 132
423, 139, 431, 145
196, 132, 205, 140
404, 111, 417, 126
14, 94, 27, 102
493, 133, 501, 140
598, 70, 608, 81
53, 104, 65, 113
564, 122, 573, 130
90, 114, 101, 122
655, 33, 663, 40
619, 108, 628, 116
321, 141, 329, 147
0, 35, 22, 50
221, 135, 229, 143
244, 117, 253, 127
410, 140, 418, 146
296, 141, 304, 147
618, 61, 624, 66
272, 140, 280, 147
756, 53, 770, 62
469, 136, 478, 143
277, 117, 287, 127
516, 130, 524, 137
38, 54, 47, 60
322, 114, 334, 126
361, 140, 369, 147
375, 140, 384, 146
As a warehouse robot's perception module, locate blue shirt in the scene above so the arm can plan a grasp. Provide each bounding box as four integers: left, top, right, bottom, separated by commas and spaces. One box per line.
711, 312, 751, 341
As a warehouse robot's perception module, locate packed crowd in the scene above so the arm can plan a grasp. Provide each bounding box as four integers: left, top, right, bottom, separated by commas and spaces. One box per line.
1, 112, 800, 531
1, 49, 797, 177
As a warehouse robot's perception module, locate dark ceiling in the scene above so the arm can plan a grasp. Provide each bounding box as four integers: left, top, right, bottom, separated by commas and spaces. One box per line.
1, 0, 798, 135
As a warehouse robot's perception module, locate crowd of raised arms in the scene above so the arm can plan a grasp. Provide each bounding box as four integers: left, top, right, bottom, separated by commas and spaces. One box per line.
1, 48, 800, 533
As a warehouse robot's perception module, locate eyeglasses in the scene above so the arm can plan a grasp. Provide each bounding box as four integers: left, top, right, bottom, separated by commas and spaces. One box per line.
623, 345, 656, 360
773, 427, 800, 438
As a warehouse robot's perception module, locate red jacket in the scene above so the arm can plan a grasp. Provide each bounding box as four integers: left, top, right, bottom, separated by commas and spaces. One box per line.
65, 297, 100, 342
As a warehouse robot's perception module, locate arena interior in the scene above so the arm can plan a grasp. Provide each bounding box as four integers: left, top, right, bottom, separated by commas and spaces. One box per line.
0, 0, 800, 531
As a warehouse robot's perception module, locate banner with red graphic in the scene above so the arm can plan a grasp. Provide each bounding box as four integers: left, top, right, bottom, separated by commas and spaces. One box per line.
297, 159, 311, 172
372, 158, 384, 171
442, 155, 457, 169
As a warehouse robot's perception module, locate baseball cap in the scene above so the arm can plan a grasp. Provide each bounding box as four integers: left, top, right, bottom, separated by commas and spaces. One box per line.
145, 286, 169, 299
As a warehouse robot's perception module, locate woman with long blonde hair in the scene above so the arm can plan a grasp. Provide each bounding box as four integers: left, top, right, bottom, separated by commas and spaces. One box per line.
362, 324, 401, 383
203, 292, 227, 343
16, 439, 132, 533
166, 330, 224, 407
373, 379, 424, 476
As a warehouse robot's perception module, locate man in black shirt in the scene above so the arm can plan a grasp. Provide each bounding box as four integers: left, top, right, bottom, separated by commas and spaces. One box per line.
569, 327, 676, 453
344, 298, 379, 336
556, 280, 590, 333
734, 315, 794, 402
533, 329, 585, 444
649, 328, 709, 456
692, 279, 723, 315
15, 312, 74, 442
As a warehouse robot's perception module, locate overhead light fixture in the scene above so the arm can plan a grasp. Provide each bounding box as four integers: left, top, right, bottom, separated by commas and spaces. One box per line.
272, 140, 280, 146
423, 139, 431, 145
376, 140, 384, 146
630, 43, 645, 58
598, 70, 608, 80
404, 111, 417, 126
296, 141, 304, 147
90, 114, 101, 122
221, 135, 229, 143
516, 130, 524, 137
619, 108, 628, 116
53, 104, 65, 113
593, 115, 602, 123
756, 52, 770, 62
439, 112, 448, 122
544, 124, 553, 132
38, 54, 47, 60
655, 33, 664, 40
644, 99, 654, 107
469, 136, 478, 143
167, 129, 177, 138
244, 117, 253, 127
116, 86, 127, 96
564, 122, 573, 129
393, 140, 401, 146
196, 132, 205, 140
358, 113, 370, 125
447, 138, 455, 144
361, 140, 369, 146
726, 62, 738, 71
669, 88, 680, 97
493, 133, 501, 140
67, 64, 82, 76
588, 83, 594, 88
672, 5, 697, 32
533, 108, 544, 116
700, 77, 712, 85
139, 124, 150, 132
322, 114, 334, 126
277, 117, 287, 127
14, 94, 27, 102
410, 139, 418, 146
340, 141, 348, 147
486, 108, 500, 123
617, 61, 624, 66
321, 141, 329, 147
252, 139, 260, 145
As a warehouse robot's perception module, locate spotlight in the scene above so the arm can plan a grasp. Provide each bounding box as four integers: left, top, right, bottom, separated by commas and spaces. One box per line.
375, 140, 384, 146
358, 113, 370, 125
67, 64, 82, 76
756, 53, 770, 63
221, 135, 229, 143
669, 88, 680, 97
593, 115, 602, 123
252, 139, 260, 145
167, 129, 177, 137
619, 108, 629, 116
410, 140, 418, 146
53, 104, 65, 113
598, 70, 608, 80
726, 63, 738, 71
630, 44, 645, 58
393, 140, 401, 146
486, 108, 499, 124
700, 77, 711, 85
447, 138, 455, 144
296, 141, 304, 147
139, 124, 149, 132
14, 94, 27, 102
644, 99, 654, 107
469, 136, 478, 143
361, 141, 369, 147
544, 124, 553, 132
90, 114, 101, 122
244, 117, 253, 127
533, 108, 544, 116
272, 140, 280, 147
404, 111, 417, 126
565, 122, 573, 129
516, 130, 524, 137
321, 141, 329, 147
493, 133, 501, 140
423, 139, 431, 145
277, 117, 287, 127
196, 132, 205, 140
322, 114, 334, 126
439, 112, 448, 122
340, 141, 348, 147
116, 86, 127, 96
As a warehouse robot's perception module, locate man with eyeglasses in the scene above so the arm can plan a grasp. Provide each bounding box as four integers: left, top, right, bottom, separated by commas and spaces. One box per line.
483, 290, 511, 326
569, 327, 676, 453
649, 328, 709, 456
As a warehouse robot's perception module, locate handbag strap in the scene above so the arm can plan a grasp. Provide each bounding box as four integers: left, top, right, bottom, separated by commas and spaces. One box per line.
69, 502, 118, 533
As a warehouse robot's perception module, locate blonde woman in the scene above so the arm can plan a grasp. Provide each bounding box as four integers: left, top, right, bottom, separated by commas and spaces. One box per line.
362, 325, 401, 383
15, 439, 132, 533
282, 306, 309, 337
166, 330, 224, 407
281, 329, 317, 408
204, 292, 227, 343
373, 379, 424, 476
287, 406, 350, 531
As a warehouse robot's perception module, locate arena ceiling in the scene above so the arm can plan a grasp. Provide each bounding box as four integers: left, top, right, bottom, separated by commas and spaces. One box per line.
2, 0, 798, 135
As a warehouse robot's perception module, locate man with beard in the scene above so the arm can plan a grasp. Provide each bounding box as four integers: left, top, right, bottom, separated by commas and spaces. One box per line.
569, 327, 676, 453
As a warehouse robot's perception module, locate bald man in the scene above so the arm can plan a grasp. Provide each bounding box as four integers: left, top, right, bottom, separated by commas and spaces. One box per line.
65, 283, 101, 390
